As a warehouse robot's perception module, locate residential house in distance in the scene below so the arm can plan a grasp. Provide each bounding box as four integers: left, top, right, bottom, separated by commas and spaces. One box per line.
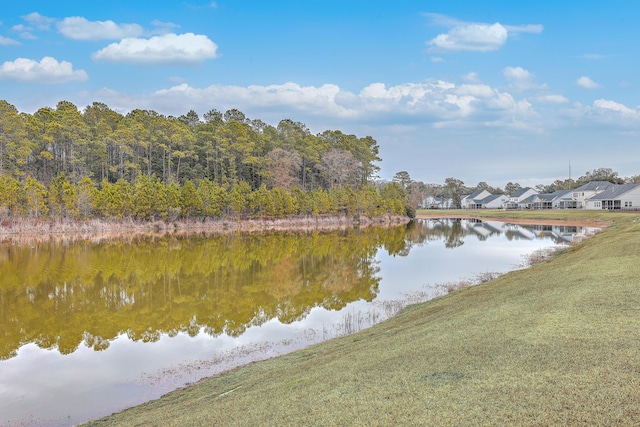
480, 194, 508, 209
460, 189, 492, 209
585, 184, 640, 210
558, 181, 617, 209
422, 196, 454, 209
423, 181, 639, 211
505, 187, 538, 209
525, 190, 571, 209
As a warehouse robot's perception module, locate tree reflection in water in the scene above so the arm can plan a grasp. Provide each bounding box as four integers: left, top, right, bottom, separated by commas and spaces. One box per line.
0, 226, 411, 360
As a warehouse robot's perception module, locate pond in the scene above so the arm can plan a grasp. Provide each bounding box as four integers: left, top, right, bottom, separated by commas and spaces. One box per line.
0, 218, 600, 426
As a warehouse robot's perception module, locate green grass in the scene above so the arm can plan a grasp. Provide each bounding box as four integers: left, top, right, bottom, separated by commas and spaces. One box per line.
85, 211, 640, 426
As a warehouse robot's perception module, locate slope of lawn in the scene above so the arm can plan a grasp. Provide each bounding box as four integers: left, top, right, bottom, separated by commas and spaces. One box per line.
86, 211, 640, 426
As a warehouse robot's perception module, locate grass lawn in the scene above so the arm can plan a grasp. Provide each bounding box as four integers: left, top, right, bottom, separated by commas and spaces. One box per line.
85, 210, 640, 426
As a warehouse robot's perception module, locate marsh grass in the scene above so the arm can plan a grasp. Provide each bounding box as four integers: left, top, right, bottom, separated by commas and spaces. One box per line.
85, 211, 640, 426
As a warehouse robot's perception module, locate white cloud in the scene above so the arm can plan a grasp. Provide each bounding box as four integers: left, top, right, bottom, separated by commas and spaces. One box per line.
18, 32, 37, 40
503, 66, 546, 92
151, 20, 180, 35
57, 17, 143, 40
22, 12, 55, 30
535, 94, 569, 104
92, 33, 218, 64
456, 84, 494, 98
503, 24, 544, 35
593, 99, 639, 118
503, 66, 532, 81
430, 56, 444, 63
11, 24, 36, 39
463, 72, 480, 82
93, 79, 542, 134
429, 22, 508, 52
0, 56, 88, 83
425, 14, 542, 53
422, 13, 465, 27
0, 35, 20, 45
576, 76, 600, 89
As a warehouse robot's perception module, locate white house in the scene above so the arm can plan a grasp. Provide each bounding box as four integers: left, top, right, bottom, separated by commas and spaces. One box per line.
559, 181, 617, 209
505, 187, 537, 209
479, 194, 508, 209
422, 196, 454, 209
460, 189, 492, 209
585, 184, 640, 210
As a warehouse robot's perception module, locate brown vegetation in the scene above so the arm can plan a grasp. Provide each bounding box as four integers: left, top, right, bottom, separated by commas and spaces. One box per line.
0, 215, 410, 244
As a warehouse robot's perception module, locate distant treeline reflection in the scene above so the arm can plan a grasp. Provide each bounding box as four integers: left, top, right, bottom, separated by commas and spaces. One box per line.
1, 224, 433, 360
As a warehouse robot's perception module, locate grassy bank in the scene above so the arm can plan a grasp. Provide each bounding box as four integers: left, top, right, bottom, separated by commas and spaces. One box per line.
86, 211, 640, 426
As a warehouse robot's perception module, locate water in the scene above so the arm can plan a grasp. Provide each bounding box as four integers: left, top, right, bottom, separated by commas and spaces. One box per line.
0, 218, 599, 426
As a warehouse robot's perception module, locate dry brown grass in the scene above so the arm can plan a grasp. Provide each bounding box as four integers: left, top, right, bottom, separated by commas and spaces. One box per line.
85, 211, 640, 426
0, 215, 409, 245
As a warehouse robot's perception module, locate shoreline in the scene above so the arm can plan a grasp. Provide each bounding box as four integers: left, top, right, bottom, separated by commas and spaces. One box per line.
0, 214, 411, 243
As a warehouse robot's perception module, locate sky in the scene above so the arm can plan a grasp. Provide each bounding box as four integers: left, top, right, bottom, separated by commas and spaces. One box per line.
1, 1, 639, 188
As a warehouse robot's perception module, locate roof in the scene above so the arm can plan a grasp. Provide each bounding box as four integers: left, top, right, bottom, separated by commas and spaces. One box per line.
480, 194, 505, 204
467, 189, 489, 199
588, 184, 640, 200
537, 189, 571, 201
572, 181, 617, 192
510, 187, 534, 198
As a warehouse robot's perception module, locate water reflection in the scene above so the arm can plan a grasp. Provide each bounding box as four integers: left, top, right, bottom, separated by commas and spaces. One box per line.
0, 219, 599, 426
419, 218, 599, 245
0, 228, 408, 361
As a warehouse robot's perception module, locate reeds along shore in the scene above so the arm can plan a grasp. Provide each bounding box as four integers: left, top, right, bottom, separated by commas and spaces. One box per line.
0, 215, 411, 244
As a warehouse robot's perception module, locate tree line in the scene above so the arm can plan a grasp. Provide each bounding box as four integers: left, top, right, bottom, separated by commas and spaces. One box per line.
0, 100, 407, 220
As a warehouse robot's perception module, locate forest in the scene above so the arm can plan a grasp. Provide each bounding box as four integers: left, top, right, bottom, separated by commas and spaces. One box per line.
0, 100, 408, 221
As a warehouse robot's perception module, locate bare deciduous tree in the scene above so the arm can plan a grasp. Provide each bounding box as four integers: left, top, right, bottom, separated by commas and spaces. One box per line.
265, 148, 302, 190
317, 148, 359, 189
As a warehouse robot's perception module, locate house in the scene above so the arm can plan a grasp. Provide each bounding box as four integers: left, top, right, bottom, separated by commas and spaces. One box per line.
585, 183, 640, 210
522, 190, 571, 209
422, 196, 454, 209
505, 187, 537, 209
479, 194, 508, 209
558, 181, 616, 209
460, 189, 492, 209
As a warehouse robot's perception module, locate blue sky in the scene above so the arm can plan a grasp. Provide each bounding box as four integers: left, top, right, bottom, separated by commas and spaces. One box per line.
1, 1, 639, 188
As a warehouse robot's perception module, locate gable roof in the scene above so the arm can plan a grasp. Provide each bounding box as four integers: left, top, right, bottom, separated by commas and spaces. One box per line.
572, 181, 617, 192
510, 187, 534, 198
479, 194, 504, 204
588, 184, 640, 200
467, 189, 488, 199
537, 189, 571, 201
